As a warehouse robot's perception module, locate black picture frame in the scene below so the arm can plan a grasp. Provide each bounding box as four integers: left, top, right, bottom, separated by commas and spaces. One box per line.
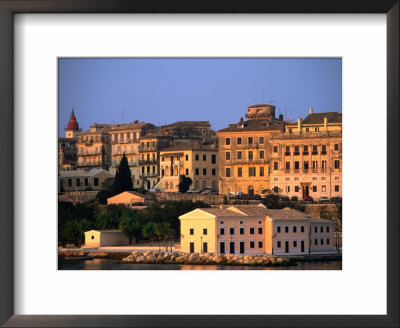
0, 1, 398, 327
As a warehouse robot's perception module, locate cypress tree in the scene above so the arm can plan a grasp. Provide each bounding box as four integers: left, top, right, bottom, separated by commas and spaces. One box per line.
116, 153, 133, 193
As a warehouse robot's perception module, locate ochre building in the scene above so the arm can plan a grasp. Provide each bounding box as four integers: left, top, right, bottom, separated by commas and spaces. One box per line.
217, 104, 285, 196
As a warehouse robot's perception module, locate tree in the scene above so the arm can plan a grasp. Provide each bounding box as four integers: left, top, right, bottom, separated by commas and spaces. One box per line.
154, 222, 173, 251
262, 194, 284, 209
119, 211, 142, 245
142, 221, 157, 245
113, 153, 133, 194
96, 189, 114, 205
178, 175, 192, 193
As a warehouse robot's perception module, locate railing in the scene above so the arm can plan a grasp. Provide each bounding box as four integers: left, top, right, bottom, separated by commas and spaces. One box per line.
293, 152, 300, 156
160, 160, 184, 166
139, 172, 158, 178
139, 160, 158, 165
270, 130, 342, 139
285, 152, 291, 156
303, 152, 309, 155
78, 151, 102, 156
139, 146, 157, 152
312, 151, 318, 155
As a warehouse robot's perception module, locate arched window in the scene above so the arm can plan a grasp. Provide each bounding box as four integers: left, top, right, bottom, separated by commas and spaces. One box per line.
170, 181, 173, 189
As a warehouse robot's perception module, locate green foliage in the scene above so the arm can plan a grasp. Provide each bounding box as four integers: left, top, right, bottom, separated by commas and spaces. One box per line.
154, 222, 172, 239
223, 195, 229, 205
142, 221, 157, 240
96, 189, 114, 205
262, 194, 285, 209
119, 210, 142, 244
178, 175, 192, 193
136, 186, 146, 194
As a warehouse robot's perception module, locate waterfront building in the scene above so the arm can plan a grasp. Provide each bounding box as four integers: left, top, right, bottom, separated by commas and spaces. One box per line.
269, 108, 342, 200
76, 123, 112, 171
107, 191, 154, 206
84, 230, 130, 247
179, 205, 336, 255
158, 144, 218, 192
109, 121, 154, 188
217, 104, 285, 196
59, 109, 81, 170
59, 168, 114, 192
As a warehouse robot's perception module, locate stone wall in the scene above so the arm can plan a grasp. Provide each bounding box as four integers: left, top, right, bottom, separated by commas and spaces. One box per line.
58, 191, 98, 204
153, 192, 224, 205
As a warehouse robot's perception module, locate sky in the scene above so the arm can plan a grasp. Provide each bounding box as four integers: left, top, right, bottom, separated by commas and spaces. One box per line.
58, 58, 342, 136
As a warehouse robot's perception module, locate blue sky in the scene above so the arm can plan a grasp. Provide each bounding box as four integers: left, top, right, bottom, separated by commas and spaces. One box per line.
58, 58, 341, 136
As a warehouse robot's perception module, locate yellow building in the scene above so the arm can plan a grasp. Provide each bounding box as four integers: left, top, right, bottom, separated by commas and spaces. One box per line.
59, 168, 114, 192
76, 124, 112, 170
158, 144, 218, 192
217, 104, 285, 196
269, 108, 342, 200
179, 205, 336, 255
107, 191, 154, 206
109, 121, 153, 188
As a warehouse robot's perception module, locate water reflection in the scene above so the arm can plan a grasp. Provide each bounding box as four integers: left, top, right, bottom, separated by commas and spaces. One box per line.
58, 258, 342, 270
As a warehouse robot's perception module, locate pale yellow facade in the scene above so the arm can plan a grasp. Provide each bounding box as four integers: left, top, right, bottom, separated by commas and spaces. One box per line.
159, 145, 218, 192
179, 205, 336, 255
84, 230, 130, 247
59, 169, 114, 193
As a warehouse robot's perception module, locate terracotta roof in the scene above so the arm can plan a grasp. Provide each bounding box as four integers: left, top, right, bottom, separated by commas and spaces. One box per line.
310, 217, 336, 224
59, 168, 114, 178
199, 208, 244, 217
227, 205, 270, 216
217, 119, 283, 133
302, 112, 342, 124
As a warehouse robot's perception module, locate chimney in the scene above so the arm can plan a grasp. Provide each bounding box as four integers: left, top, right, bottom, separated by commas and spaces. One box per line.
297, 118, 302, 132
324, 117, 328, 131
309, 107, 313, 114
279, 114, 283, 120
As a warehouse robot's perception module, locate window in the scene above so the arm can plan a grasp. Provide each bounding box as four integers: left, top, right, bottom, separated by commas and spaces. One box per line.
303, 161, 309, 170
327, 238, 330, 245
293, 240, 297, 248
335, 185, 340, 192
220, 221, 224, 225
294, 145, 300, 155
195, 168, 199, 175
237, 167, 242, 177
285, 162, 290, 170
76, 179, 80, 187
258, 241, 263, 248
248, 137, 253, 144
327, 226, 330, 233
211, 154, 216, 164
334, 144, 339, 151
226, 152, 231, 160
165, 182, 169, 190
185, 154, 189, 161
226, 168, 231, 177
321, 238, 324, 245
312, 145, 318, 154
312, 186, 317, 192
273, 162, 278, 170
68, 179, 72, 187
237, 137, 242, 145
84, 178, 88, 186
225, 138, 231, 145
239, 220, 243, 225
190, 228, 194, 235
277, 226, 281, 233
230, 227, 235, 235
203, 228, 207, 235
295, 186, 300, 192
259, 137, 264, 144
248, 151, 253, 160
294, 161, 299, 170
203, 154, 207, 161
170, 181, 173, 189
293, 226, 297, 233
259, 150, 264, 159
258, 227, 262, 234
273, 146, 278, 153
322, 185, 326, 192
277, 241, 281, 248
320, 226, 324, 233
335, 160, 340, 169
273, 186, 279, 193
286, 186, 290, 193
212, 168, 216, 176
186, 169, 189, 175
248, 167, 256, 177
240, 227, 244, 235
284, 226, 289, 233
203, 168, 207, 175
91, 236, 94, 240
220, 228, 225, 235
321, 145, 327, 154
314, 239, 318, 245
301, 225, 305, 233
312, 161, 318, 169
314, 227, 318, 233
250, 241, 255, 248
258, 221, 262, 224
259, 167, 264, 177
195, 154, 199, 161
237, 151, 242, 159
250, 227, 255, 234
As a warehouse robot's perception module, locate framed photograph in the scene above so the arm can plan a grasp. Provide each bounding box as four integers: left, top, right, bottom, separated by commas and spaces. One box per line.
0, 1, 398, 327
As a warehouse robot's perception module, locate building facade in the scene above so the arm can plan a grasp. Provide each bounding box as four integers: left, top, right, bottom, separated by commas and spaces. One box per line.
158, 144, 218, 192
59, 168, 114, 192
179, 205, 336, 255
269, 109, 342, 200
217, 104, 285, 196
59, 109, 81, 170
76, 124, 112, 171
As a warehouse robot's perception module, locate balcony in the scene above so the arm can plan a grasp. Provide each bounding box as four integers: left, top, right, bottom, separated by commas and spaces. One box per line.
139, 146, 157, 152
302, 151, 309, 155
284, 152, 291, 156
312, 151, 318, 155
139, 159, 158, 165
321, 151, 327, 155
140, 172, 158, 178
293, 152, 300, 156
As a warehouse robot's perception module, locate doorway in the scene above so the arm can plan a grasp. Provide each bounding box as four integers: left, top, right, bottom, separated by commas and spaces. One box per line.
285, 240, 289, 253
220, 242, 225, 254
240, 242, 245, 254
248, 186, 254, 197
203, 242, 208, 253
230, 241, 235, 254
302, 185, 309, 199
189, 242, 194, 253
301, 240, 305, 253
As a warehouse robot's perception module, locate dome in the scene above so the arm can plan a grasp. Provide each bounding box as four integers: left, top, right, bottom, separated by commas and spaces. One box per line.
67, 109, 79, 131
